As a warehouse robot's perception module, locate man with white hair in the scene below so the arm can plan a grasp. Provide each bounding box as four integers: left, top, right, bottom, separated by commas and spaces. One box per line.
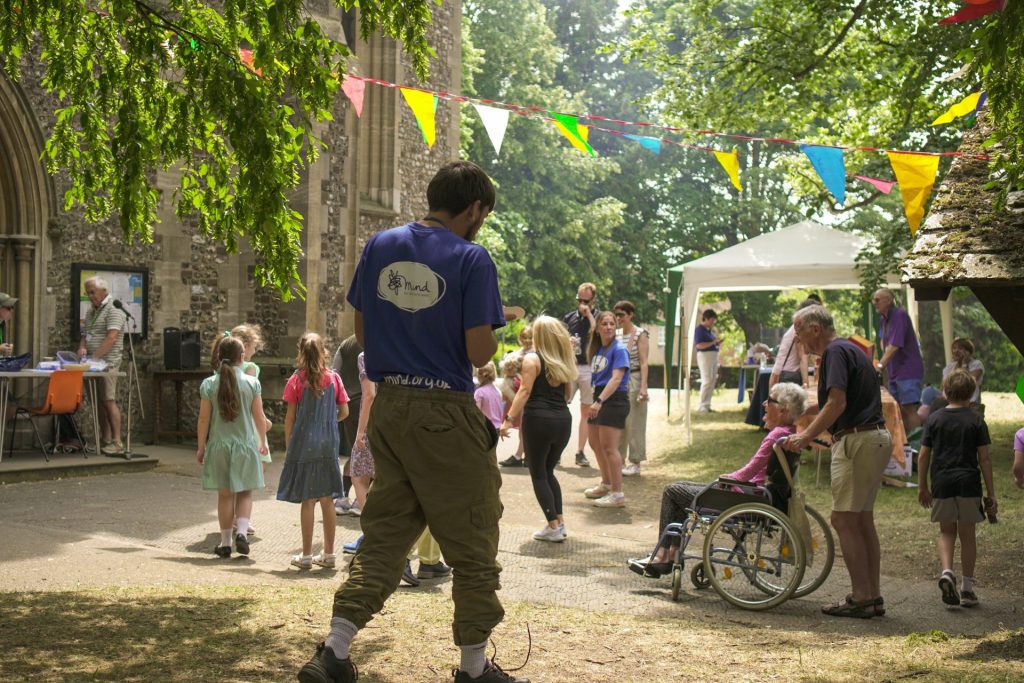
789, 305, 892, 619
77, 276, 127, 454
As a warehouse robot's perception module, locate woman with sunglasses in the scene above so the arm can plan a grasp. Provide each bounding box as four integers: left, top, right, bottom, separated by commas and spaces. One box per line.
583, 310, 631, 507
632, 382, 808, 575
614, 301, 649, 476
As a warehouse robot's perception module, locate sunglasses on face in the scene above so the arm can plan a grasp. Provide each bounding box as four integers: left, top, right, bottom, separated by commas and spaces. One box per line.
614, 311, 626, 318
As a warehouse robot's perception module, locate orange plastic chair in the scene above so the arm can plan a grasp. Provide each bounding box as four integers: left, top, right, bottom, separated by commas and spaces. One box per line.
6, 370, 85, 461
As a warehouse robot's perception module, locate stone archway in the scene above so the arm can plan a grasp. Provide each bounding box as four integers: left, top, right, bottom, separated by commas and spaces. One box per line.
0, 74, 55, 361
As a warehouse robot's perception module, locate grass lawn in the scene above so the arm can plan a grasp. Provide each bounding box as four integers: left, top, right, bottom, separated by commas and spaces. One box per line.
1, 585, 1022, 682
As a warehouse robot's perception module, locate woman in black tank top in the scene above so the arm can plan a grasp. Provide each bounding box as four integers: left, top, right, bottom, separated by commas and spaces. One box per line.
500, 317, 578, 543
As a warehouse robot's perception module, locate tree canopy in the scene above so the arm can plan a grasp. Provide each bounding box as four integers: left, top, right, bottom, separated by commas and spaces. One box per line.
0, 0, 435, 299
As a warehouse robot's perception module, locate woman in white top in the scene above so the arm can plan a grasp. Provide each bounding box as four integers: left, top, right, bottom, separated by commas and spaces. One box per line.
942, 338, 984, 405
921, 337, 985, 421
769, 297, 819, 389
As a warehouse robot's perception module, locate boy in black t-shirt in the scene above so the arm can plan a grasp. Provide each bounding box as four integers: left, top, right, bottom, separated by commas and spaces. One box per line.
917, 370, 997, 609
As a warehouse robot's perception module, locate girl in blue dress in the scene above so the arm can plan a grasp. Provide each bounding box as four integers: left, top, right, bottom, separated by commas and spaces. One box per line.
197, 336, 269, 558
278, 332, 350, 569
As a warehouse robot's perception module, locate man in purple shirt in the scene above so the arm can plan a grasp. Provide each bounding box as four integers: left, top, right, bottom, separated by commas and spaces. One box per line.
873, 288, 924, 430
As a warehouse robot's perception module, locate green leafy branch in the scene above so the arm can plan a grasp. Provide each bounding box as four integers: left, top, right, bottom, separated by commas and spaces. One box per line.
0, 0, 436, 299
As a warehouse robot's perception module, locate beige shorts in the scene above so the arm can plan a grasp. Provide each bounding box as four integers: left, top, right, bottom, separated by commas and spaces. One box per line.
568, 364, 594, 404
831, 427, 892, 512
97, 373, 118, 402
931, 496, 985, 524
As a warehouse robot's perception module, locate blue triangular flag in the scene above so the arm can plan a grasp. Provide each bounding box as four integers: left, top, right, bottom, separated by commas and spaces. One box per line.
800, 144, 846, 206
624, 134, 662, 154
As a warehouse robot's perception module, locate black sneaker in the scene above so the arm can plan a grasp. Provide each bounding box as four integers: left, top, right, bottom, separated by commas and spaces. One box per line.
297, 642, 357, 682
401, 560, 421, 587
499, 455, 526, 468
574, 451, 590, 467
417, 561, 452, 579
214, 545, 231, 559
235, 533, 250, 556
453, 660, 529, 682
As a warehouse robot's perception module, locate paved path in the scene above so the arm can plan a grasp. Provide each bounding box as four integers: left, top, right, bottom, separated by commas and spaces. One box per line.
1, 390, 1020, 640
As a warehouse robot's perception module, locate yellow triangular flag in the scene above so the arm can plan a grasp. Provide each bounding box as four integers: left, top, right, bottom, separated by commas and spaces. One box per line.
931, 92, 982, 126
714, 148, 743, 192
550, 112, 596, 156
401, 88, 437, 148
887, 151, 940, 235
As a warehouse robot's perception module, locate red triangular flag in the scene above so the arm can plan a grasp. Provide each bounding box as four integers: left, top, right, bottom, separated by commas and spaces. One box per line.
938, 0, 1004, 24
342, 75, 366, 118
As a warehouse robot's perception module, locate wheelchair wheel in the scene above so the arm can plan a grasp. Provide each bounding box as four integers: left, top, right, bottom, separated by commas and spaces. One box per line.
703, 502, 805, 611
791, 506, 835, 598
670, 565, 683, 601
691, 562, 710, 589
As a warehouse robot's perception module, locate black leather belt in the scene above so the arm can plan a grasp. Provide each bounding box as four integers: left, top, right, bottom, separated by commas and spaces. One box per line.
832, 422, 885, 441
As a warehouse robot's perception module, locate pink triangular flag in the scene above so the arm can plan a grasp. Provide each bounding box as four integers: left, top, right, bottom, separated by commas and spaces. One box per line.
855, 175, 896, 195
342, 75, 365, 118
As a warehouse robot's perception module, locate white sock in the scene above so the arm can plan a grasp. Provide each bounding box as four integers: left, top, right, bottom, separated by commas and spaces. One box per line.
325, 617, 358, 660
235, 517, 250, 537
460, 641, 488, 678
219, 529, 233, 547
962, 576, 974, 592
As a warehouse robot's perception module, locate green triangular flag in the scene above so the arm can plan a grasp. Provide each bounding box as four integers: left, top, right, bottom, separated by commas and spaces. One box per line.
1016, 375, 1024, 405
550, 112, 596, 157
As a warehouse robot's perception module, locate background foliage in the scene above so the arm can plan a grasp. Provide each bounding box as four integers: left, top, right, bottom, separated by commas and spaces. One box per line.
0, 0, 435, 299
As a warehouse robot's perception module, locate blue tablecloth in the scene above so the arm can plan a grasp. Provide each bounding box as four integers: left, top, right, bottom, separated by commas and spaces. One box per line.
743, 369, 772, 427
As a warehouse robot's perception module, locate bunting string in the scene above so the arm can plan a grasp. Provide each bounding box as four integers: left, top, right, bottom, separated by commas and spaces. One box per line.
344, 74, 992, 161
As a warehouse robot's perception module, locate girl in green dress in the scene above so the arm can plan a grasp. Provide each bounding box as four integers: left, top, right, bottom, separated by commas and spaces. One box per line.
197, 336, 270, 558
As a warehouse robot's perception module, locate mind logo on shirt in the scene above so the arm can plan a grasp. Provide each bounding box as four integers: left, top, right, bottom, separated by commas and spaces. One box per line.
377, 261, 447, 312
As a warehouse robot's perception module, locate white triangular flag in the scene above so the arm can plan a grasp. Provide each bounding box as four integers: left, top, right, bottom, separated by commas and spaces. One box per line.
473, 103, 510, 156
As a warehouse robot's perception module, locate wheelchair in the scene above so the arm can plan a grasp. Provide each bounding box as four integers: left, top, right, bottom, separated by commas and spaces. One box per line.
628, 443, 835, 611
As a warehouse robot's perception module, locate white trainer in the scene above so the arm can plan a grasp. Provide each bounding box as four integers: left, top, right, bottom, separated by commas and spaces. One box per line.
622, 463, 641, 476
584, 483, 611, 499
593, 492, 627, 508
533, 525, 567, 543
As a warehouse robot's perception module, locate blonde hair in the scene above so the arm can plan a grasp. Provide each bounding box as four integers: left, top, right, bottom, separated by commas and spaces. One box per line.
531, 315, 578, 386
501, 354, 522, 377
231, 323, 264, 351
518, 325, 533, 349
295, 332, 328, 397
475, 362, 497, 385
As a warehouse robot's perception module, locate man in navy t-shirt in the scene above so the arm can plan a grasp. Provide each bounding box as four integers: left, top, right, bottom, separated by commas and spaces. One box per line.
789, 305, 892, 620
300, 162, 528, 683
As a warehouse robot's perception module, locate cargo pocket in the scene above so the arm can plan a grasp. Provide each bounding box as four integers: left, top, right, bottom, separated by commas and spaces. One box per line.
469, 500, 504, 530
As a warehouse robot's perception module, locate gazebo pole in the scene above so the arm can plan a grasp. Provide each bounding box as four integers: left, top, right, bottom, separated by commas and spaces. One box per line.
939, 295, 954, 366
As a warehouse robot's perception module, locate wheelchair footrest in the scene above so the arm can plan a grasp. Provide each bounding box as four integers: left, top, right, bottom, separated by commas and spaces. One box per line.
627, 557, 676, 579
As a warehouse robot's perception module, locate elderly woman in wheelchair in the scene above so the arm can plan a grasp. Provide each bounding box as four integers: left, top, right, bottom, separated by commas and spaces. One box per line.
629, 382, 835, 609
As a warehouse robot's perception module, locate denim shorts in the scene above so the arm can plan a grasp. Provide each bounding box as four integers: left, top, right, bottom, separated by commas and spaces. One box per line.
889, 378, 923, 405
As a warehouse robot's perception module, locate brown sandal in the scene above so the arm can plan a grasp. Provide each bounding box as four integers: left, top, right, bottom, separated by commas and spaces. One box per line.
822, 596, 876, 619
846, 593, 885, 616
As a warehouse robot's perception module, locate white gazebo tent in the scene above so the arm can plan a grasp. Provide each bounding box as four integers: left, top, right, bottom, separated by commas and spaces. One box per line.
663, 220, 952, 444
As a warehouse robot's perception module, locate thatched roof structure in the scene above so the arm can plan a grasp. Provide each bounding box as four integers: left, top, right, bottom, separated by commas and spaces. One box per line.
902, 114, 1024, 351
